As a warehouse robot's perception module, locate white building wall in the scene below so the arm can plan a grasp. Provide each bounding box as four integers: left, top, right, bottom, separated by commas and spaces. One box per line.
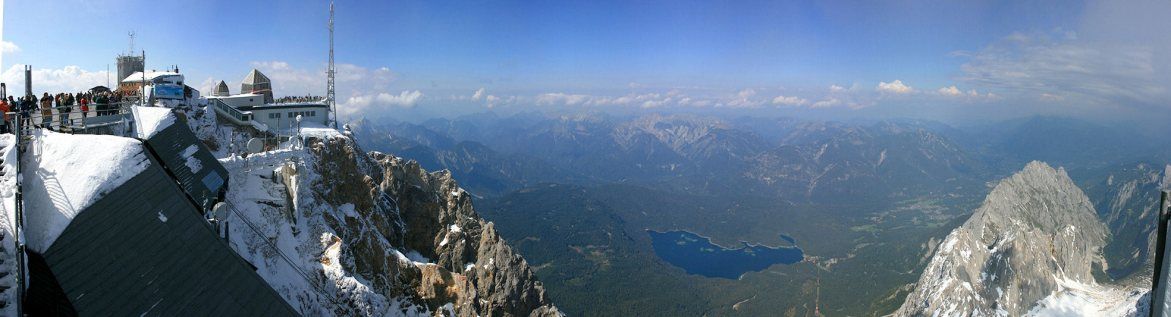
248, 106, 329, 132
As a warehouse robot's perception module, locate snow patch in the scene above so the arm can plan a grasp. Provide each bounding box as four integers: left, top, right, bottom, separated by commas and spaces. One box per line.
23, 130, 150, 252
132, 106, 176, 139
183, 145, 203, 173
1026, 278, 1147, 317
405, 250, 432, 264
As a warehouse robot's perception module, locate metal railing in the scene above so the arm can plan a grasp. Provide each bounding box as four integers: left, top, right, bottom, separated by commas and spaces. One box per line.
3, 100, 139, 138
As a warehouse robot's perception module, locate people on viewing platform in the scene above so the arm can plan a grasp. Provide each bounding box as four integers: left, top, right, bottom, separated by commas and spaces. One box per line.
1, 90, 139, 132
274, 95, 325, 104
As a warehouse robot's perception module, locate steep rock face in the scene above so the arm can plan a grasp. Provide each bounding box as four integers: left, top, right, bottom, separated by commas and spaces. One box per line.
225, 131, 558, 316
896, 161, 1109, 316
371, 151, 560, 316
1080, 163, 1169, 280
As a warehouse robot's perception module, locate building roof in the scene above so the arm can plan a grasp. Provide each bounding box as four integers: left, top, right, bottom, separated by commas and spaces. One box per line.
36, 151, 297, 316
141, 112, 230, 210
242, 69, 271, 85
122, 71, 183, 84
213, 81, 230, 96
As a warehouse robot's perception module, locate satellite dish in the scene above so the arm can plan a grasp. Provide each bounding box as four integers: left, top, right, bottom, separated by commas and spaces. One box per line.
212, 202, 230, 222
246, 138, 264, 154
295, 115, 303, 123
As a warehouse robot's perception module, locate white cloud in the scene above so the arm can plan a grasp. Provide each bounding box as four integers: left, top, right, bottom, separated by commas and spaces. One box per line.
0, 41, 20, 54
811, 98, 843, 108
1, 64, 111, 94
829, 84, 846, 92
877, 80, 914, 94
1039, 93, 1064, 102
484, 95, 501, 108
536, 93, 591, 106
724, 88, 765, 108
958, 31, 1166, 106
771, 95, 808, 106
472, 87, 486, 101
936, 85, 997, 100
937, 85, 963, 96
341, 90, 423, 116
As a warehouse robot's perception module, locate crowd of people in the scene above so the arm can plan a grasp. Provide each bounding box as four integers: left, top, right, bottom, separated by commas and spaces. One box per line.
0, 90, 137, 133
274, 95, 325, 104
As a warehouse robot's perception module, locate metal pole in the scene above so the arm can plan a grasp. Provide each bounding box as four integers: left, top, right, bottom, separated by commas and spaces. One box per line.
1153, 190, 1170, 316
142, 50, 147, 106
13, 109, 24, 316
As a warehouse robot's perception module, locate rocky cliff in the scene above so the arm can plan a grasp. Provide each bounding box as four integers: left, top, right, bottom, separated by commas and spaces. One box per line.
221, 128, 559, 316
895, 161, 1144, 316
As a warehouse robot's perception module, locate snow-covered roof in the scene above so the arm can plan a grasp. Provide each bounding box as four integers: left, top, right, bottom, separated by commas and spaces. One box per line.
121, 71, 183, 84
132, 106, 177, 139
23, 130, 151, 252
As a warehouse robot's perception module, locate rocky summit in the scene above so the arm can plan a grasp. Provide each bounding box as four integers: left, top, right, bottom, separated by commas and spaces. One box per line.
896, 161, 1144, 316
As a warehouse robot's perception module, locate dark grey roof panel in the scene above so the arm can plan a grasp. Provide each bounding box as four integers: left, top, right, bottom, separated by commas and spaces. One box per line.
40, 153, 297, 316
143, 117, 230, 211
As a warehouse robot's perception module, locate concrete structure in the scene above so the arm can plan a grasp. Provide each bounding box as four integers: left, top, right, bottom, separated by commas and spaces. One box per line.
212, 80, 230, 96
120, 71, 184, 92
238, 102, 330, 131
115, 54, 145, 90
240, 69, 273, 104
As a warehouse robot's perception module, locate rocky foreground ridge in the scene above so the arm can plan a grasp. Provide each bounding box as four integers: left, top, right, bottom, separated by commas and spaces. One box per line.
220, 124, 560, 316
895, 161, 1146, 316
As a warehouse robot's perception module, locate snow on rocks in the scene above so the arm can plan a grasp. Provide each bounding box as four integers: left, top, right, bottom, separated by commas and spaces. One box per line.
23, 130, 150, 252
132, 106, 176, 139
300, 123, 346, 140
1027, 278, 1148, 317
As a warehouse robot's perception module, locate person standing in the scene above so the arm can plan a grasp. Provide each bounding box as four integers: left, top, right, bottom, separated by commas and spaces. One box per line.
60, 93, 73, 128
96, 92, 109, 116
40, 92, 53, 129
22, 94, 36, 128
0, 97, 10, 134
79, 95, 89, 119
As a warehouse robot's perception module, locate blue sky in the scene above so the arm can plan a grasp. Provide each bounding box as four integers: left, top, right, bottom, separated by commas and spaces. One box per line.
1, 0, 1168, 126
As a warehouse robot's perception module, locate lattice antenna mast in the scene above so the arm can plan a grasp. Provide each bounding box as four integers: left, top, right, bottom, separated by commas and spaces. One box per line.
327, 1, 338, 129
128, 31, 136, 55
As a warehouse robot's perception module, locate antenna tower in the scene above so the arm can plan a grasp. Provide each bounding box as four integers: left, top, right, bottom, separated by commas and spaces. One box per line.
128, 31, 136, 55
327, 1, 338, 129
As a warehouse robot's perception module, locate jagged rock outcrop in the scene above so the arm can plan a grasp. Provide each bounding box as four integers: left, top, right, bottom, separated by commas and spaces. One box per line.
223, 127, 558, 316
307, 135, 560, 316
895, 161, 1110, 316
371, 150, 560, 316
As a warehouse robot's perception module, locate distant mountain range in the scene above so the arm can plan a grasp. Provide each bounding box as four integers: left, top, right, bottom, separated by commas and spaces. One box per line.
351, 112, 1168, 315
